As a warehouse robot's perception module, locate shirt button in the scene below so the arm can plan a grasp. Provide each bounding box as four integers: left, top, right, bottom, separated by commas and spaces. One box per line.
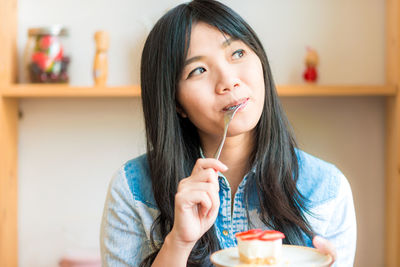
222, 230, 229, 236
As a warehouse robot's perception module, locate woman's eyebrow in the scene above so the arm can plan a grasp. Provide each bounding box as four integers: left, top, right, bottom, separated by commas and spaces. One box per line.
184, 37, 238, 66
222, 37, 236, 47
184, 56, 204, 66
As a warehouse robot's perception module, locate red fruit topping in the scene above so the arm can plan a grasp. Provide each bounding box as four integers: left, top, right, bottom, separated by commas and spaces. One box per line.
235, 229, 263, 237
259, 230, 285, 241
235, 229, 263, 240
235, 229, 285, 241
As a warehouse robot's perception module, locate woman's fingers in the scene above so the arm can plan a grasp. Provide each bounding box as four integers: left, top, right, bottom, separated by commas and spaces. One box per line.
191, 158, 228, 174
180, 158, 228, 191
313, 236, 337, 266
179, 180, 218, 194
206, 184, 220, 218
177, 176, 220, 216
175, 190, 213, 217
180, 169, 219, 190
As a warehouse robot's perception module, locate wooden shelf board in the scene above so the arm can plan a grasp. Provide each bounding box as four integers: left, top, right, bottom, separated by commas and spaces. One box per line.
0, 84, 141, 98
277, 84, 397, 96
0, 84, 397, 98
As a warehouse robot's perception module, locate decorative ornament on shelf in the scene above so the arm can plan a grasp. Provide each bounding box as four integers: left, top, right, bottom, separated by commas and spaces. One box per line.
303, 47, 319, 83
24, 25, 70, 83
93, 31, 109, 86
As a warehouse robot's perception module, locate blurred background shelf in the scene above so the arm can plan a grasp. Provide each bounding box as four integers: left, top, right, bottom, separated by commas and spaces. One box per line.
278, 85, 397, 97
0, 84, 396, 98
1, 84, 141, 98
277, 85, 397, 97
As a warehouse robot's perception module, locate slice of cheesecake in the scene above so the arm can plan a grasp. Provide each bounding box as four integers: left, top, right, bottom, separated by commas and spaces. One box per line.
235, 229, 285, 265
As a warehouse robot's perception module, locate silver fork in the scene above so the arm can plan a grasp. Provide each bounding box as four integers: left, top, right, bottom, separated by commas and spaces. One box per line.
213, 103, 243, 160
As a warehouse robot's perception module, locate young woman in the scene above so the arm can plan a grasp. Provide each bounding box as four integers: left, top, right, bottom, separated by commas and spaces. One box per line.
100, 1, 356, 266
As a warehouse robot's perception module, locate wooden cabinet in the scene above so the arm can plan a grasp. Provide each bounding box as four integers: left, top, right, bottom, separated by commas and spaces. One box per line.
0, 0, 399, 266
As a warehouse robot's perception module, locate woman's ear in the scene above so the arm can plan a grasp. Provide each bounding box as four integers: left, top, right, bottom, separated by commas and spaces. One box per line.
176, 104, 188, 118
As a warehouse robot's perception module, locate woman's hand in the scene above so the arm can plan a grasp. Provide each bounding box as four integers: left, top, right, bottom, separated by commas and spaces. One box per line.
168, 158, 228, 250
313, 236, 337, 266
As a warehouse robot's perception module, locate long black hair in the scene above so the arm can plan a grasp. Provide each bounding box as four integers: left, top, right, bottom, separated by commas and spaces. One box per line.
140, 0, 314, 266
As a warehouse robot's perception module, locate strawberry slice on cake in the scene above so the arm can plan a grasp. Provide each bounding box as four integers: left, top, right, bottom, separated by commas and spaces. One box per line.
235, 229, 285, 265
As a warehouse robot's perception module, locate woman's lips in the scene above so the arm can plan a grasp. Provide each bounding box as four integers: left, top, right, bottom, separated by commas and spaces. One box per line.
237, 100, 248, 111
222, 98, 249, 111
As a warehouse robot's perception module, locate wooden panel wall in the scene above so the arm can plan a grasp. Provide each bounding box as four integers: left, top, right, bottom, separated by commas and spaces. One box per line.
0, 98, 18, 267
0, 0, 17, 85
385, 0, 400, 266
0, 0, 18, 266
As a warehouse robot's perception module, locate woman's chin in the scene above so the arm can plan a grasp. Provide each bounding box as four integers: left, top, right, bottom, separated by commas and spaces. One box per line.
226, 124, 255, 137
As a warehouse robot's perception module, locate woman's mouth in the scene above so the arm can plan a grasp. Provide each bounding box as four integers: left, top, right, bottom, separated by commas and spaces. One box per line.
225, 103, 242, 111
222, 98, 249, 112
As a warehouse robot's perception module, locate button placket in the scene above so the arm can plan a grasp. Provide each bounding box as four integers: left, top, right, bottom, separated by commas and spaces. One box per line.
217, 175, 234, 246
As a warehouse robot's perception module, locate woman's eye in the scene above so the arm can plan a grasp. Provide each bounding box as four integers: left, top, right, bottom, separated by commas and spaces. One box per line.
187, 67, 206, 78
232, 49, 245, 59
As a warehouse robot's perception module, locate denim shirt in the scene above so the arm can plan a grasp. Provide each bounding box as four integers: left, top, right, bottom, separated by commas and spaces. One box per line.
100, 150, 356, 266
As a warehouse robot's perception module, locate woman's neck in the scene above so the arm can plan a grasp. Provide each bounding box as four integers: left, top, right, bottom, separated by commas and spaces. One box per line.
200, 131, 254, 193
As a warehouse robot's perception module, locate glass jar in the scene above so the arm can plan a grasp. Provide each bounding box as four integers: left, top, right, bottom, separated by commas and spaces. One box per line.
24, 25, 70, 83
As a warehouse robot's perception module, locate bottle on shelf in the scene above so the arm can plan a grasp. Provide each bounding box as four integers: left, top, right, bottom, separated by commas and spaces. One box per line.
23, 25, 70, 84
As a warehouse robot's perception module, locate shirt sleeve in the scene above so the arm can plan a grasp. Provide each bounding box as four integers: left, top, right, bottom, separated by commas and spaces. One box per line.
100, 168, 151, 266
324, 172, 357, 267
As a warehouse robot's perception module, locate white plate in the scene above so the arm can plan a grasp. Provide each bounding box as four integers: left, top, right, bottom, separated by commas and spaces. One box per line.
210, 245, 332, 267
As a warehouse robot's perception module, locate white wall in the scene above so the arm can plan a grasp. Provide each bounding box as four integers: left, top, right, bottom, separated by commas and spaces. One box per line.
17, 0, 385, 266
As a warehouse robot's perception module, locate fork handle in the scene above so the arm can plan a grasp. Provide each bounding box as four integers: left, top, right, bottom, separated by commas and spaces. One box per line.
214, 123, 229, 160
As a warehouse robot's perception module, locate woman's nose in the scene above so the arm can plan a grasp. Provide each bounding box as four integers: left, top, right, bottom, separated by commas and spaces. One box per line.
214, 68, 240, 94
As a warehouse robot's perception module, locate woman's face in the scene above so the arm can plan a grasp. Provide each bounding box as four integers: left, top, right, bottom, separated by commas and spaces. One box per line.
177, 22, 265, 142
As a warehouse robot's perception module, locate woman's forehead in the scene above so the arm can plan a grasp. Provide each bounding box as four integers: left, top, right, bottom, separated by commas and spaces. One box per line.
189, 22, 232, 42
185, 22, 240, 56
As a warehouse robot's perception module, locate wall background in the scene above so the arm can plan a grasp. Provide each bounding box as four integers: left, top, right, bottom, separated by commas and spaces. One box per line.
17, 0, 385, 266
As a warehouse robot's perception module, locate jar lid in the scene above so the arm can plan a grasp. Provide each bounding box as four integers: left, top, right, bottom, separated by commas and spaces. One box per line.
28, 25, 68, 36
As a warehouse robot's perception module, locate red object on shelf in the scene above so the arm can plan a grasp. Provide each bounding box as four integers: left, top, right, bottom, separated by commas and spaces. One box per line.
25, 26, 69, 83
303, 47, 319, 83
31, 52, 50, 71
39, 35, 55, 50
303, 67, 318, 82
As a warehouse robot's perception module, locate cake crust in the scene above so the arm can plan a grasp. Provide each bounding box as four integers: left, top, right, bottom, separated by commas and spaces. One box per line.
239, 252, 277, 265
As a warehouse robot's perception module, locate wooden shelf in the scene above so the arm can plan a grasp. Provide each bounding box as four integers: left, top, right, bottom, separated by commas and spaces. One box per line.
0, 84, 396, 98
0, 84, 141, 98
277, 84, 397, 97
